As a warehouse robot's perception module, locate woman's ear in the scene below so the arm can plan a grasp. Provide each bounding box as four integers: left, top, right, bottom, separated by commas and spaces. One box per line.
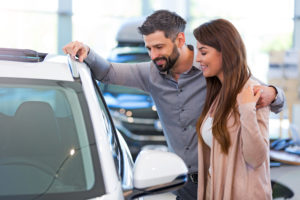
176, 32, 186, 48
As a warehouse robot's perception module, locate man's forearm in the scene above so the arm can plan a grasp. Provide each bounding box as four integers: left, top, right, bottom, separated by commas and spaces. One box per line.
84, 48, 111, 81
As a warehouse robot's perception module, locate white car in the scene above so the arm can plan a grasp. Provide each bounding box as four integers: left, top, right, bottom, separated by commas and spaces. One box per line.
0, 48, 187, 200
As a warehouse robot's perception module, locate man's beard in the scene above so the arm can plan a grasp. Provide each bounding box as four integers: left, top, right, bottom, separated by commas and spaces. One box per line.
153, 45, 180, 73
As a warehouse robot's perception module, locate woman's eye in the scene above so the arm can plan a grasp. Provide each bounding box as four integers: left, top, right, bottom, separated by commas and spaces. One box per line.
201, 52, 207, 56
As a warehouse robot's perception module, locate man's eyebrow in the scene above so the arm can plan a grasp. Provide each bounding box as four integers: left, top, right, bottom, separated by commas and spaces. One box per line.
153, 43, 165, 47
146, 43, 165, 48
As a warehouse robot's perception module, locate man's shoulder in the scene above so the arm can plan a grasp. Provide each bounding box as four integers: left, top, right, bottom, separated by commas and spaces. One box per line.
247, 78, 260, 86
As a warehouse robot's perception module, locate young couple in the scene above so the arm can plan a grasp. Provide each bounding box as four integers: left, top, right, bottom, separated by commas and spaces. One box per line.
64, 10, 284, 200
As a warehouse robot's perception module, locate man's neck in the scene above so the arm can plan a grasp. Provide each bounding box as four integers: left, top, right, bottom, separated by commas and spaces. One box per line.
171, 45, 194, 81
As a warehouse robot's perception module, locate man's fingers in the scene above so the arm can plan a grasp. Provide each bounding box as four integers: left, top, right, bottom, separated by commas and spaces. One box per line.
63, 45, 74, 56
79, 54, 85, 62
62, 45, 70, 54
72, 44, 82, 58
62, 41, 87, 62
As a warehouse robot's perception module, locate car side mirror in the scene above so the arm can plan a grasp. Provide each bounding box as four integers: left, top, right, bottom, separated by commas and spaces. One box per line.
124, 150, 188, 200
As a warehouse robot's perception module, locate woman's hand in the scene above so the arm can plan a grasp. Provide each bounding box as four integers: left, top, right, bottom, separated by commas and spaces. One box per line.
237, 85, 262, 105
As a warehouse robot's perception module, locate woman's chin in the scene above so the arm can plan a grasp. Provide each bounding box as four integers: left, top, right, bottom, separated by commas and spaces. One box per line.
203, 71, 211, 77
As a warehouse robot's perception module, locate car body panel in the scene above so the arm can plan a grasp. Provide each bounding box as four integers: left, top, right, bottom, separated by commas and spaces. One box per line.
0, 56, 74, 81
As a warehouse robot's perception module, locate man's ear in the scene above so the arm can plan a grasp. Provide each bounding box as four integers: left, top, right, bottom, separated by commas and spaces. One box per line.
176, 32, 186, 48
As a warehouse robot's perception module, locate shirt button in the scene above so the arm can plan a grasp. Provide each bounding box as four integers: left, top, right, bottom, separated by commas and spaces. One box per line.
180, 89, 183, 92
183, 127, 187, 131
186, 147, 189, 150
181, 108, 184, 111
188, 165, 191, 169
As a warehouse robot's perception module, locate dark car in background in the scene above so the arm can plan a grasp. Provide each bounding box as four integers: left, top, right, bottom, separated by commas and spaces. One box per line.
99, 19, 167, 159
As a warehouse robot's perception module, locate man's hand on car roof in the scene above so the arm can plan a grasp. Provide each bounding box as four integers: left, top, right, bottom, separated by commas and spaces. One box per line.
63, 41, 90, 62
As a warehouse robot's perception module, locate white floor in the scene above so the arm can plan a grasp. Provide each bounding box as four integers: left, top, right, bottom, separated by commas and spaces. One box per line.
271, 165, 300, 200
143, 193, 176, 200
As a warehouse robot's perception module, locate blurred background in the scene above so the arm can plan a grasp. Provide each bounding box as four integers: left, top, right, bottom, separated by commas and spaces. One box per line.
1, 0, 300, 199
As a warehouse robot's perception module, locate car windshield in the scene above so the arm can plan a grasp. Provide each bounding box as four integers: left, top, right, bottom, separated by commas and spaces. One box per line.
0, 78, 105, 200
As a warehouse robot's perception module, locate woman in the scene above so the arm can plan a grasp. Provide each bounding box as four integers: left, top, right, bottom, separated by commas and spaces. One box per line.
194, 19, 271, 200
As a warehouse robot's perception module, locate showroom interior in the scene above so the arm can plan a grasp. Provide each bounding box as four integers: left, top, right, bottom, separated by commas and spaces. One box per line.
1, 0, 300, 199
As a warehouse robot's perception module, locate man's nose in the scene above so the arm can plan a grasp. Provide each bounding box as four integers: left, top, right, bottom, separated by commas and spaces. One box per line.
150, 49, 159, 60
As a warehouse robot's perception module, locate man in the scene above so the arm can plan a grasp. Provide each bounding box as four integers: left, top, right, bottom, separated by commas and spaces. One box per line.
63, 10, 285, 200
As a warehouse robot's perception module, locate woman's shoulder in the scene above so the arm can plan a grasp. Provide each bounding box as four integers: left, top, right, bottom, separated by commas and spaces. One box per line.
243, 78, 260, 88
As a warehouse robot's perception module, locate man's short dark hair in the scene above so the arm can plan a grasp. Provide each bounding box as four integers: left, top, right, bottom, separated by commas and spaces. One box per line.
138, 10, 186, 40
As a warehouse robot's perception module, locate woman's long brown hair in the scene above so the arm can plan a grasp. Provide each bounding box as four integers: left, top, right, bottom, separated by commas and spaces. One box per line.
194, 19, 251, 154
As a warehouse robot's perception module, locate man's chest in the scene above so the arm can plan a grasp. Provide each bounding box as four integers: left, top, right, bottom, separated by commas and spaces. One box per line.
149, 72, 207, 122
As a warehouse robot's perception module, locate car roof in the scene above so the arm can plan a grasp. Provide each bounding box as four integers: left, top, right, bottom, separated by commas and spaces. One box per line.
0, 54, 74, 81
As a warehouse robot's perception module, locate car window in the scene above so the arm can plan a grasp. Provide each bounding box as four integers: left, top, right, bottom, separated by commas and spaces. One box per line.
94, 80, 134, 190
0, 78, 105, 200
93, 80, 123, 176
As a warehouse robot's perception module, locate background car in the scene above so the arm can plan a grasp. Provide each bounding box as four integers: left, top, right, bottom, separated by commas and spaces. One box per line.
101, 19, 167, 159
0, 48, 187, 200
